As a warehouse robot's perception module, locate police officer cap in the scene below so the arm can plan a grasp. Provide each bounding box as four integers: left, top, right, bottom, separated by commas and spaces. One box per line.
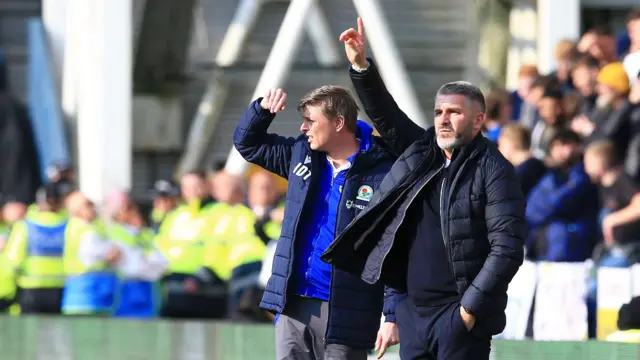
153, 180, 179, 197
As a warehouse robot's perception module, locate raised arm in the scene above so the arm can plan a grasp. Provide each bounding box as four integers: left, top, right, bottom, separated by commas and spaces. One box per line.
233, 89, 296, 179
340, 17, 426, 154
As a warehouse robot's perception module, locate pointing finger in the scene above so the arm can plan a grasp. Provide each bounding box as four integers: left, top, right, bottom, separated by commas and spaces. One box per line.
357, 17, 365, 37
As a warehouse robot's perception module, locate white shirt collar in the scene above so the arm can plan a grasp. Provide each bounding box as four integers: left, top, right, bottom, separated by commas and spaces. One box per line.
327, 156, 352, 179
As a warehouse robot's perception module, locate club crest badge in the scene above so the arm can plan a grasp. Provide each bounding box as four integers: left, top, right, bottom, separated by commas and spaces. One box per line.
356, 185, 373, 202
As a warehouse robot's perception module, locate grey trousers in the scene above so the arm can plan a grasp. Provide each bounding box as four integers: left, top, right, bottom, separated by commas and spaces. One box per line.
275, 295, 369, 360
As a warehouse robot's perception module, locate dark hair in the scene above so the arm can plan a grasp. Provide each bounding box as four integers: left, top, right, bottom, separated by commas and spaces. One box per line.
297, 85, 360, 132
627, 9, 640, 23
551, 130, 582, 147
435, 81, 486, 113
589, 24, 613, 37
573, 54, 600, 70
485, 88, 510, 120
531, 75, 561, 92
542, 86, 563, 101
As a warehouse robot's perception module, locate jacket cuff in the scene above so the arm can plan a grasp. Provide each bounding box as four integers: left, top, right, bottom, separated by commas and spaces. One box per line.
460, 290, 486, 318
384, 314, 396, 323
349, 58, 374, 77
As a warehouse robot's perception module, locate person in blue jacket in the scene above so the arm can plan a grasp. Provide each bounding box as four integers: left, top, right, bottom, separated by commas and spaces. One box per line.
234, 85, 402, 360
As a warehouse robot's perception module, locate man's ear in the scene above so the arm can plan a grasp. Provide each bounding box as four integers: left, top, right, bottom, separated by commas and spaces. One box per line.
334, 115, 346, 132
474, 112, 485, 131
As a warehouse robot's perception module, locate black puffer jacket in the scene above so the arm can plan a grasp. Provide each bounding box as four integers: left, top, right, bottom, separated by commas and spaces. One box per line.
322, 60, 527, 337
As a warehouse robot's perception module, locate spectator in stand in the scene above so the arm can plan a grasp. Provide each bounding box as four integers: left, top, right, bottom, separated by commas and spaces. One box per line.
522, 75, 562, 131
626, 74, 640, 181
574, 62, 636, 161
584, 140, 640, 265
578, 25, 618, 67
483, 88, 512, 142
552, 39, 579, 93
623, 10, 640, 85
571, 55, 601, 118
248, 171, 283, 245
498, 123, 547, 198
511, 64, 539, 122
531, 86, 567, 160
526, 131, 600, 262
149, 179, 180, 232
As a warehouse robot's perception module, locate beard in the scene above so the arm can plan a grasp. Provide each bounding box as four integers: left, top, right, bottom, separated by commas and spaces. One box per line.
436, 123, 474, 151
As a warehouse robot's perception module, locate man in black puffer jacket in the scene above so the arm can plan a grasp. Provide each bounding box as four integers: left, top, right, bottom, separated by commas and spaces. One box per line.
322, 19, 526, 360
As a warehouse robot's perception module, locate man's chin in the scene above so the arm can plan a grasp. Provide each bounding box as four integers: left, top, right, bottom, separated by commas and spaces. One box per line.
436, 137, 456, 151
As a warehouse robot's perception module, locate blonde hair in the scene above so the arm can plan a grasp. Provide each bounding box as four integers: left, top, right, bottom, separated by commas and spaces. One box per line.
555, 39, 578, 61
499, 123, 531, 150
585, 140, 619, 170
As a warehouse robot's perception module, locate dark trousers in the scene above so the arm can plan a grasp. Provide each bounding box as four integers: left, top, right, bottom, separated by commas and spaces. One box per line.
19, 288, 63, 315
396, 298, 491, 360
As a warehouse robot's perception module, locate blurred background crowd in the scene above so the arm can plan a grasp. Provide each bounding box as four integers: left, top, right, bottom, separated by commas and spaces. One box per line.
0, 161, 286, 322
490, 10, 640, 267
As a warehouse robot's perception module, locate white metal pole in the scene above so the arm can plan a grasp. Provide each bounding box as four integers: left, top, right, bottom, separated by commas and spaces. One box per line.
215, 0, 265, 67
224, 0, 315, 176
536, 0, 580, 75
305, 1, 341, 67
351, 0, 426, 127
505, 0, 538, 90
77, 0, 132, 204
42, 0, 66, 89
176, 74, 230, 178
61, 0, 87, 120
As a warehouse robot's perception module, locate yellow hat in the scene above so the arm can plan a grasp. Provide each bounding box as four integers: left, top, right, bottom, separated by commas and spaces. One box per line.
597, 62, 631, 94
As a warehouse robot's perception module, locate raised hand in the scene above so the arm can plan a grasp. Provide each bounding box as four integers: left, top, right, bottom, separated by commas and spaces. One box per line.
339, 17, 368, 69
260, 88, 287, 114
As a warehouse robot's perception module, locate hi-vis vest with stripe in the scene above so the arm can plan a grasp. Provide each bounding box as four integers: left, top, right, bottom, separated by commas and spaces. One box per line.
4, 212, 68, 289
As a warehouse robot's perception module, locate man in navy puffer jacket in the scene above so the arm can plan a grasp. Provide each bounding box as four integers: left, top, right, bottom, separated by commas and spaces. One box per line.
233, 86, 402, 360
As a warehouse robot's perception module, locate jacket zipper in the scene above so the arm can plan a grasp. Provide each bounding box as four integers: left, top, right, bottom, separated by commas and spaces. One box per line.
373, 164, 445, 283
441, 152, 480, 286
439, 174, 457, 283
324, 155, 359, 346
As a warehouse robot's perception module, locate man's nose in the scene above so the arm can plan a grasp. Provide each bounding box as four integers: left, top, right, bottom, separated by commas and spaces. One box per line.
300, 123, 309, 133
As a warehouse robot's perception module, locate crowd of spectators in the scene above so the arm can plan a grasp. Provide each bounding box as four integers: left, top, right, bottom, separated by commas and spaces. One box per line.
484, 12, 640, 268
484, 11, 640, 339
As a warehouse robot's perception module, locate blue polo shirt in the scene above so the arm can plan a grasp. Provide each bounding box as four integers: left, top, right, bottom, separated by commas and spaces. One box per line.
289, 122, 372, 301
